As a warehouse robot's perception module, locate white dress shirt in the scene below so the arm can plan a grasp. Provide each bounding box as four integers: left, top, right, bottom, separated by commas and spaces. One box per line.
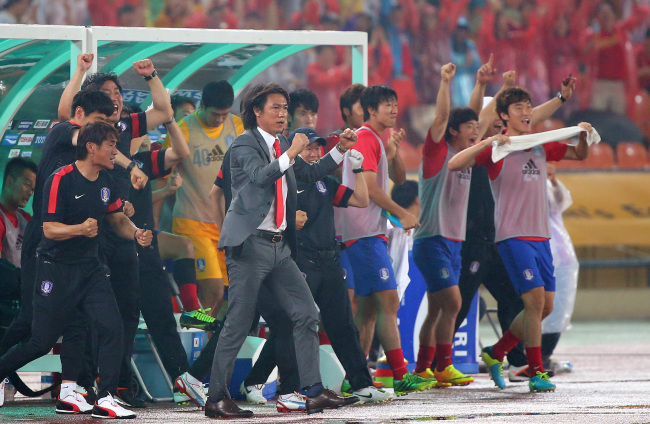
257, 127, 293, 232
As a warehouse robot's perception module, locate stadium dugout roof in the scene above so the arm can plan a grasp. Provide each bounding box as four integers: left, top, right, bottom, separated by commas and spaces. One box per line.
0, 24, 368, 136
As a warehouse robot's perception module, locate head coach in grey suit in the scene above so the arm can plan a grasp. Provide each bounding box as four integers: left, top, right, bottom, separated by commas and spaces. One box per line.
205, 83, 358, 418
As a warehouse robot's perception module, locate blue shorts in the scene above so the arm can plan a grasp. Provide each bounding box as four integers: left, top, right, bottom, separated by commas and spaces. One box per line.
413, 236, 462, 293
339, 249, 355, 290
345, 237, 397, 297
497, 238, 556, 296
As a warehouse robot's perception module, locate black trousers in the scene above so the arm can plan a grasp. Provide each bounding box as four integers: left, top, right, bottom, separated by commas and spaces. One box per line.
137, 241, 189, 380
245, 253, 372, 392
99, 232, 140, 388
455, 241, 527, 367
0, 256, 123, 398
0, 218, 88, 382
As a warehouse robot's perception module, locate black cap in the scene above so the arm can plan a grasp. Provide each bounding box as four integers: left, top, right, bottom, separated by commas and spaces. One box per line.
288, 127, 326, 146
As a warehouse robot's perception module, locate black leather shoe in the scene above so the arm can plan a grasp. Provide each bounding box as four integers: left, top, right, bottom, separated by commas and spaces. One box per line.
205, 397, 253, 418
305, 389, 346, 414
342, 395, 360, 406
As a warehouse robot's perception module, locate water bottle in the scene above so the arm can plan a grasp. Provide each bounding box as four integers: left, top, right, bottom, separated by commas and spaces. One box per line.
4, 378, 15, 402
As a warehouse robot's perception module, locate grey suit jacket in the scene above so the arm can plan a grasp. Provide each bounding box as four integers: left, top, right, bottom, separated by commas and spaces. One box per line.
218, 128, 340, 257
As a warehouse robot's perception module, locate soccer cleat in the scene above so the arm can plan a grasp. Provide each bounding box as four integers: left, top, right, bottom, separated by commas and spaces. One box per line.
180, 309, 217, 330
0, 379, 5, 408
353, 385, 394, 404
56, 391, 94, 414
91, 394, 136, 419
174, 372, 207, 408
393, 372, 436, 396
434, 365, 474, 386
173, 391, 190, 404
276, 392, 307, 413
115, 387, 146, 409
529, 371, 556, 392
481, 346, 506, 389
240, 381, 267, 404
508, 364, 533, 382
340, 379, 353, 396
415, 368, 451, 388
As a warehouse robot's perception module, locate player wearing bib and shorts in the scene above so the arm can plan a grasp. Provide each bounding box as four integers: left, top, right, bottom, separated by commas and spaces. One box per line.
161, 81, 244, 318
412, 61, 498, 387
341, 85, 435, 396
448, 86, 591, 392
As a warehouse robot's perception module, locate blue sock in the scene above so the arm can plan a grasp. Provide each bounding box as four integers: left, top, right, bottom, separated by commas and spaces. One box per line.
303, 382, 324, 398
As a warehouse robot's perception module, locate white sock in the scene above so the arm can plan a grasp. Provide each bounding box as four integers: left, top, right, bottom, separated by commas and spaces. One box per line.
60, 382, 76, 397
184, 372, 201, 386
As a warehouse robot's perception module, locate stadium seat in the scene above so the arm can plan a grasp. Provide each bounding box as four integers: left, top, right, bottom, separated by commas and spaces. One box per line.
633, 90, 650, 142
553, 158, 583, 169
582, 143, 615, 170
616, 142, 649, 169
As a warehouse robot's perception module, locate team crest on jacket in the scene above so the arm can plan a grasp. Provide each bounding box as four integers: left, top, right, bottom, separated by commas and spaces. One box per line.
41, 280, 53, 295
117, 121, 127, 132
101, 187, 110, 204
316, 181, 327, 194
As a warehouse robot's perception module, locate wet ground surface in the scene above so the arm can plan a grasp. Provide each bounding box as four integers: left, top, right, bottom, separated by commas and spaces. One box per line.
2, 321, 649, 423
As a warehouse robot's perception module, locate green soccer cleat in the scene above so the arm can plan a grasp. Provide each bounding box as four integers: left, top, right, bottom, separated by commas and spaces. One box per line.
529, 371, 556, 392
180, 308, 217, 330
340, 379, 353, 397
481, 346, 506, 389
393, 372, 436, 396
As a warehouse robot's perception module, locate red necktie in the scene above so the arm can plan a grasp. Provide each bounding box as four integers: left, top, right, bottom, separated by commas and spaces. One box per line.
273, 139, 284, 229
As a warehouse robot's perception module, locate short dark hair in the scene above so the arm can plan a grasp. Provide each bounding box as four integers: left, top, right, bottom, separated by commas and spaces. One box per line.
496, 87, 532, 127
445, 107, 479, 141
361, 85, 397, 121
391, 180, 418, 209
3, 157, 37, 187
339, 83, 365, 122
289, 88, 319, 117
81, 72, 122, 93
70, 89, 115, 118
76, 121, 119, 160
201, 80, 234, 110
171, 95, 196, 112
241, 83, 289, 130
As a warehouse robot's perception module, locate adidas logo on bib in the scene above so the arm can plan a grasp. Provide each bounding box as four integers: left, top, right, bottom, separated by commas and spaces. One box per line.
522, 159, 540, 181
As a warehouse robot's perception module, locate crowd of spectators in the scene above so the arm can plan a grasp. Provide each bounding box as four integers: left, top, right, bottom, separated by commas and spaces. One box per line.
3, 0, 650, 138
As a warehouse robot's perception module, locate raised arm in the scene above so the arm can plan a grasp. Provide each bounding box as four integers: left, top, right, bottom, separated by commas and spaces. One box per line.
429, 63, 456, 143
161, 118, 189, 170
131, 59, 174, 130
469, 54, 497, 115
477, 70, 516, 139
531, 75, 576, 126
562, 122, 591, 160
58, 53, 94, 121
346, 149, 369, 208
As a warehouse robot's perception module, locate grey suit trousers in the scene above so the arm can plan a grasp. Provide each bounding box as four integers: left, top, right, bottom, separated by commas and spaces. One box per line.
208, 234, 321, 400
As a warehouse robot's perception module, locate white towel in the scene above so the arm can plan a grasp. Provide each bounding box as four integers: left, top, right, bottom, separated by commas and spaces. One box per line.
491, 126, 601, 162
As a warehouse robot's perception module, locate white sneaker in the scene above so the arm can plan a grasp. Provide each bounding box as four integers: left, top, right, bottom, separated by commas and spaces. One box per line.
0, 378, 5, 408
240, 381, 267, 404
276, 392, 306, 413
174, 372, 207, 408
91, 394, 136, 419
507, 364, 532, 382
56, 391, 93, 414
353, 385, 394, 404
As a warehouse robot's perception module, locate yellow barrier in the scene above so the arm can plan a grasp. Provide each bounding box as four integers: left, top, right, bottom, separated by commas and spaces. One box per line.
560, 172, 650, 247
